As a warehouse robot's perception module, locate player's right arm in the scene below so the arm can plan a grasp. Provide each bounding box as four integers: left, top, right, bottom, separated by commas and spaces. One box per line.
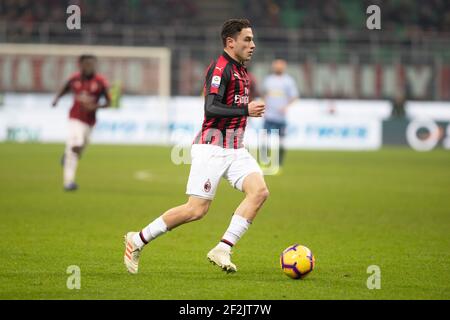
52, 79, 71, 107
204, 62, 264, 118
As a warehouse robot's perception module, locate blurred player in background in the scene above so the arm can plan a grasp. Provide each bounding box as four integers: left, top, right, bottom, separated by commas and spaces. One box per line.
262, 59, 298, 171
52, 54, 111, 191
124, 19, 269, 274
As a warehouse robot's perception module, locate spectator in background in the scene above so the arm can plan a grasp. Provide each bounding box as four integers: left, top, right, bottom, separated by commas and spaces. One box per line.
262, 59, 298, 172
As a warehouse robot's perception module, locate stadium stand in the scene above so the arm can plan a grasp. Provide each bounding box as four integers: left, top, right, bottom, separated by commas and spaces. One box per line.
0, 0, 449, 98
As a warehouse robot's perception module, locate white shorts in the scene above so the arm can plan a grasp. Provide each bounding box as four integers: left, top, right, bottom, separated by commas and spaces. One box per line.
186, 144, 263, 200
66, 119, 92, 152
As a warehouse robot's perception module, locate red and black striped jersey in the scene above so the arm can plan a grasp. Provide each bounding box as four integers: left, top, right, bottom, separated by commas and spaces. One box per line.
193, 51, 251, 149
65, 72, 110, 126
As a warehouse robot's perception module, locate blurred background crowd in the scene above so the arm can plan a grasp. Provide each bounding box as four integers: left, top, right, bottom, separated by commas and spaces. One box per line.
2, 0, 450, 33
0, 0, 449, 101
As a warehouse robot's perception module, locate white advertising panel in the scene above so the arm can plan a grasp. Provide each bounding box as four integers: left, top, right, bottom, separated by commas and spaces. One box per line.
405, 101, 450, 121
0, 94, 383, 150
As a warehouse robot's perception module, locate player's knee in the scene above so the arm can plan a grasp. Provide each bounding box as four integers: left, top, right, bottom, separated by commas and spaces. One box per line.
260, 187, 270, 202
186, 203, 209, 221
250, 187, 270, 204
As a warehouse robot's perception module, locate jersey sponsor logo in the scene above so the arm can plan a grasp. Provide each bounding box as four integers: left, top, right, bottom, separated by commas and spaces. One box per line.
211, 75, 221, 88
203, 179, 212, 192
234, 94, 249, 104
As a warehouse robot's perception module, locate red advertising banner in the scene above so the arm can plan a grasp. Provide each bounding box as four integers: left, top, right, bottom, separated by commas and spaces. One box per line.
0, 44, 171, 95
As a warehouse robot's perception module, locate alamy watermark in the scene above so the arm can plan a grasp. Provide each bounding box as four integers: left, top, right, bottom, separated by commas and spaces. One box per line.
366, 265, 381, 289
64, 4, 381, 32
66, 5, 81, 30
366, 5, 381, 30
66, 265, 81, 290
170, 128, 282, 175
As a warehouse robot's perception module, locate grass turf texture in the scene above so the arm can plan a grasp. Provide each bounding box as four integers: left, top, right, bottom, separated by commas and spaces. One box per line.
0, 143, 449, 300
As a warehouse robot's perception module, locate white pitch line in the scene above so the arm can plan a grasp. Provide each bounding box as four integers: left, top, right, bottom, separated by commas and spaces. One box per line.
134, 169, 187, 184
134, 170, 154, 182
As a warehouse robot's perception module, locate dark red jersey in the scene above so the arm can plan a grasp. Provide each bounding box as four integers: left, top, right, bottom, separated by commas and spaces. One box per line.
193, 51, 251, 149
65, 72, 110, 126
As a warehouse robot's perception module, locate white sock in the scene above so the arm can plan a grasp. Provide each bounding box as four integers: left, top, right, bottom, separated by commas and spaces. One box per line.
133, 216, 168, 248
220, 214, 251, 248
63, 151, 78, 186
216, 241, 232, 252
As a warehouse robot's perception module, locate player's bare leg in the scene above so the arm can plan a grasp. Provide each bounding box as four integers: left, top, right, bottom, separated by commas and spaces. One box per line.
234, 172, 269, 221
63, 145, 84, 191
124, 196, 211, 274
208, 172, 269, 273
161, 196, 211, 229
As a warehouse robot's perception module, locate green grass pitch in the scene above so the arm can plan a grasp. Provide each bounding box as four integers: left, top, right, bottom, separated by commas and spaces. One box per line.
0, 143, 449, 299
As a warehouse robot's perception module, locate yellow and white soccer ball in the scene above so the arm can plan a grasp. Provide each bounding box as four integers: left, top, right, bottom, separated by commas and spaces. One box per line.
280, 244, 315, 279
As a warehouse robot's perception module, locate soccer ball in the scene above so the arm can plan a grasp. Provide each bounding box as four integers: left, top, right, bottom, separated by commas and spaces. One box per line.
280, 244, 315, 279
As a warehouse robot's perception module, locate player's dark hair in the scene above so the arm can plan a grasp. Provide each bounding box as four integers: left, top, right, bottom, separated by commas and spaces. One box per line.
79, 54, 97, 63
221, 19, 252, 47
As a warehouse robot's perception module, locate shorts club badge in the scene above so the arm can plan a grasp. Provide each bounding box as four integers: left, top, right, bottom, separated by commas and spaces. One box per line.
203, 179, 212, 193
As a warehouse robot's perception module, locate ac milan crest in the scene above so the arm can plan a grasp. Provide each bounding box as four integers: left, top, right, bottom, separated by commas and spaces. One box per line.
203, 179, 211, 193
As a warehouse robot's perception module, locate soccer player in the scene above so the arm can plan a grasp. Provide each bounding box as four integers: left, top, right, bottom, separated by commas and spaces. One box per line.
124, 19, 268, 274
52, 54, 111, 191
262, 59, 298, 169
